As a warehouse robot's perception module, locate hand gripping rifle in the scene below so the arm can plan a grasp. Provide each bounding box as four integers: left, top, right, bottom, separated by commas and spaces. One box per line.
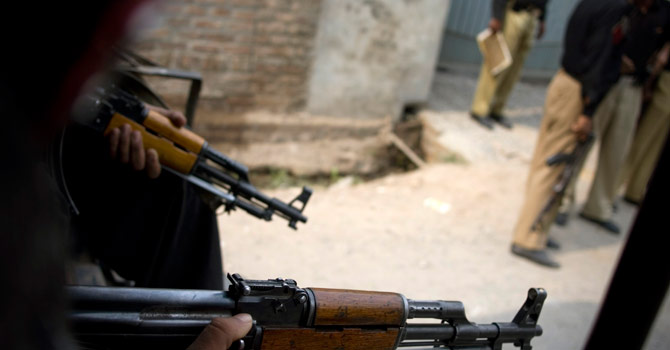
67, 273, 546, 350
530, 135, 594, 231
71, 87, 311, 229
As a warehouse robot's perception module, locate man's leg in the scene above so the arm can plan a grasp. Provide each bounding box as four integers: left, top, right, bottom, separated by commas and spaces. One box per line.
470, 63, 497, 129
622, 72, 670, 202
555, 89, 620, 224
470, 8, 527, 128
490, 10, 537, 124
555, 145, 591, 225
512, 70, 583, 267
582, 78, 642, 230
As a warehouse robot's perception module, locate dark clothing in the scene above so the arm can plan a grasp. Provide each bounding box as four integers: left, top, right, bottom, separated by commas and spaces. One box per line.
63, 124, 224, 289
493, 0, 549, 22
561, 0, 633, 117
625, 0, 670, 84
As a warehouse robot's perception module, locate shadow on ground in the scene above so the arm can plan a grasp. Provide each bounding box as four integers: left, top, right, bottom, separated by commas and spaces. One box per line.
549, 196, 638, 254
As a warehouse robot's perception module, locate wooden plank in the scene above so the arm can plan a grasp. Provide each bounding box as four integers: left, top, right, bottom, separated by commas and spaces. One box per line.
388, 133, 427, 168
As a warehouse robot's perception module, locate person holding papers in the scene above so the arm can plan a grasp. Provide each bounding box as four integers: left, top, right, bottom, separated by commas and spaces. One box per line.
470, 0, 549, 130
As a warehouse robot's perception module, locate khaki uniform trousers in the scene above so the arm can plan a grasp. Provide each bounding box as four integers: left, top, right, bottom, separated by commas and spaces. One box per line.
513, 70, 583, 250
582, 77, 642, 221
471, 5, 537, 117
620, 71, 670, 202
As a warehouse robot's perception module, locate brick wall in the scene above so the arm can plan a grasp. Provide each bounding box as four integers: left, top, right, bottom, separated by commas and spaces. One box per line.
133, 0, 323, 128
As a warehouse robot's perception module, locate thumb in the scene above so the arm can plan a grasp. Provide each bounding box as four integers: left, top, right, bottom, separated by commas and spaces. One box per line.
165, 109, 187, 128
188, 314, 253, 350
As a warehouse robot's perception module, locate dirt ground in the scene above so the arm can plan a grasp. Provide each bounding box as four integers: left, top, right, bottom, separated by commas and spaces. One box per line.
219, 70, 669, 349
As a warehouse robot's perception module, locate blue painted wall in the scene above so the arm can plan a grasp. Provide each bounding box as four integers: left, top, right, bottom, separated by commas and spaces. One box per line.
439, 0, 581, 72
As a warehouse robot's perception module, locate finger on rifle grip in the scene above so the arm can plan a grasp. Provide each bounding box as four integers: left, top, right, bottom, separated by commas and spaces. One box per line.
104, 114, 198, 174
130, 130, 145, 171
187, 314, 253, 350
119, 124, 132, 164
144, 109, 205, 154
146, 149, 161, 179
108, 128, 120, 159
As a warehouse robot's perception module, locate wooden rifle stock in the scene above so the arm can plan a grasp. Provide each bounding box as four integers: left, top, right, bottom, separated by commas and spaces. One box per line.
259, 289, 405, 350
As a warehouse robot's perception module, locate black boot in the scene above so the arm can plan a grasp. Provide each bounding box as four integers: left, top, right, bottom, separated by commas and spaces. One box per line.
511, 244, 560, 268
546, 237, 561, 250
579, 213, 620, 234
470, 112, 495, 130
554, 212, 569, 226
489, 113, 513, 129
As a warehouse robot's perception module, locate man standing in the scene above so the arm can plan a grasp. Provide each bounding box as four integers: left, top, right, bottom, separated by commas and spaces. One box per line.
470, 0, 549, 129
578, 0, 670, 233
620, 42, 670, 204
511, 0, 649, 268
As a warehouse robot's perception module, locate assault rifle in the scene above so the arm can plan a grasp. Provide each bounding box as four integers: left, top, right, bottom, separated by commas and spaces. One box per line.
531, 135, 594, 231
68, 273, 546, 350
71, 87, 311, 229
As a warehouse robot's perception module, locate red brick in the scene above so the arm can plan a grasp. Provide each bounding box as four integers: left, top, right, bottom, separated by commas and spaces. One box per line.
210, 7, 231, 17
155, 42, 188, 51
133, 0, 323, 113
228, 0, 260, 7
223, 21, 254, 33
167, 18, 190, 27
145, 27, 170, 39
203, 56, 228, 71
227, 57, 252, 71
225, 95, 255, 106
192, 43, 222, 53
232, 9, 256, 20
176, 54, 204, 70
256, 22, 286, 33
200, 33, 234, 42
194, 19, 223, 29
221, 43, 252, 55
274, 13, 297, 22
183, 5, 207, 16
163, 4, 184, 14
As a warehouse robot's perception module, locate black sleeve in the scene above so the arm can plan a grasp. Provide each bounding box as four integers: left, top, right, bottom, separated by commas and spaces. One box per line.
64, 123, 223, 289
539, 0, 549, 21
562, 1, 605, 117
582, 84, 604, 117
562, 1, 593, 79
493, 0, 509, 21
581, 49, 620, 118
664, 3, 670, 43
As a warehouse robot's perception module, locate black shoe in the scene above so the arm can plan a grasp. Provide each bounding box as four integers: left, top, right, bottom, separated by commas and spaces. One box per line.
489, 113, 513, 129
470, 112, 495, 130
546, 237, 561, 250
554, 212, 569, 226
579, 213, 621, 234
511, 244, 561, 268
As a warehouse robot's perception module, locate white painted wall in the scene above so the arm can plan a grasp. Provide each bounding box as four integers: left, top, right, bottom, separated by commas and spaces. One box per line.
306, 0, 450, 120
